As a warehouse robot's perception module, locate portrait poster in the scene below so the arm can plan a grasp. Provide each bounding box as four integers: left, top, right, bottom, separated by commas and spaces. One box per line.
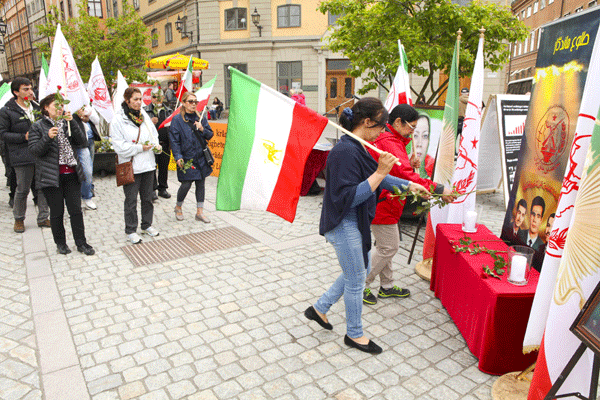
412, 106, 444, 179
500, 9, 600, 269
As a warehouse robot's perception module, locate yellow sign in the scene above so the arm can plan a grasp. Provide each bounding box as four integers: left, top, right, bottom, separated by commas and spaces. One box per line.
553, 31, 590, 55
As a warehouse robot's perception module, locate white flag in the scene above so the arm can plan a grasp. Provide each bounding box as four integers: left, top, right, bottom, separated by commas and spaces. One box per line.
112, 70, 128, 112
384, 41, 413, 111
432, 34, 485, 229
44, 24, 89, 112
87, 56, 114, 123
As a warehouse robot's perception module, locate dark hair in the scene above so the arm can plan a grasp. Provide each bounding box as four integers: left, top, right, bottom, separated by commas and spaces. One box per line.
123, 87, 141, 102
548, 213, 555, 221
11, 77, 32, 97
517, 198, 527, 211
388, 104, 419, 125
531, 196, 546, 216
39, 93, 56, 116
339, 97, 388, 132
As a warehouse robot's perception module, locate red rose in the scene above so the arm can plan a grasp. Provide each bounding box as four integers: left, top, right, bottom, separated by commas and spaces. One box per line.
57, 85, 62, 90
24, 97, 28, 100
191, 166, 196, 170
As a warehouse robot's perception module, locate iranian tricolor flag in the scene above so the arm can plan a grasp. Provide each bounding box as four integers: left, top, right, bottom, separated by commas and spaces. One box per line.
216, 68, 328, 222
384, 40, 413, 111
175, 56, 194, 102
527, 26, 600, 400
434, 33, 485, 227
0, 82, 12, 108
38, 53, 49, 102
158, 75, 217, 130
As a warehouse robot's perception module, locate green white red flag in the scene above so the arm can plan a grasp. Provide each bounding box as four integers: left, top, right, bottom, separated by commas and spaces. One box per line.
384, 40, 413, 111
38, 53, 49, 103
215, 68, 328, 222
0, 82, 12, 108
158, 75, 217, 130
175, 56, 194, 101
527, 26, 600, 400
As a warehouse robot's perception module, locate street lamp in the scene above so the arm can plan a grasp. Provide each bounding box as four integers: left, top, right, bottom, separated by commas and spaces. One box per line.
0, 18, 7, 36
175, 15, 193, 42
251, 8, 262, 37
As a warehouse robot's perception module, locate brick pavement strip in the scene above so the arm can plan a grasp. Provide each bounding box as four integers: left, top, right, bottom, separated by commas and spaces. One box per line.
0, 164, 510, 399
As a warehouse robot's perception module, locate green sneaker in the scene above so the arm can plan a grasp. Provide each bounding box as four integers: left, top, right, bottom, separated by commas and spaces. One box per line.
363, 288, 377, 305
378, 286, 410, 298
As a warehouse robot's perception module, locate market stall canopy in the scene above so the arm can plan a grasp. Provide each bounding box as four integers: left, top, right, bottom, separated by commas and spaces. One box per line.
147, 70, 201, 84
145, 53, 209, 70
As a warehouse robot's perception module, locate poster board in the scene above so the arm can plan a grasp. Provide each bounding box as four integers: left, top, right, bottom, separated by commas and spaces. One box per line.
207, 122, 227, 177
413, 105, 444, 179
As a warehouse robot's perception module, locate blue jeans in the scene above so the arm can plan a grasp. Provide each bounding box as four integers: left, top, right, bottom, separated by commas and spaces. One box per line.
315, 217, 371, 339
77, 146, 93, 200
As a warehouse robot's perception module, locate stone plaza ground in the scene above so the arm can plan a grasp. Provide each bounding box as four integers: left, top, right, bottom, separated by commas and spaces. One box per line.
0, 160, 510, 400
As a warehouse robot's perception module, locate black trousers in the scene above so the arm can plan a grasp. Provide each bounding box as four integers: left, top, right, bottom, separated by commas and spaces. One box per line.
154, 151, 170, 190
123, 170, 154, 234
42, 173, 87, 247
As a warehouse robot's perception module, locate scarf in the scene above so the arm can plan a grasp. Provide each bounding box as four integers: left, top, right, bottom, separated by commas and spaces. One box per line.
122, 102, 143, 126
45, 116, 77, 167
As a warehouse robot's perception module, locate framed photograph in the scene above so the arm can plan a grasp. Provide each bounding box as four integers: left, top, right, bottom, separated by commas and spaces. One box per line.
571, 281, 600, 356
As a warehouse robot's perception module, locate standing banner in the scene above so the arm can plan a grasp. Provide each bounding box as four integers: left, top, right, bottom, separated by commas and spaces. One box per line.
412, 106, 444, 179
500, 8, 600, 271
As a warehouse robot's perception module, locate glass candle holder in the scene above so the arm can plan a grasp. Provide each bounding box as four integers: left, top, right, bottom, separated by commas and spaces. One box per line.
462, 204, 484, 233
507, 245, 535, 285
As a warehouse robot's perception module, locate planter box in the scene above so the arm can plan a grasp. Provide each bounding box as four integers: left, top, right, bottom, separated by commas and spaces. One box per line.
93, 152, 116, 175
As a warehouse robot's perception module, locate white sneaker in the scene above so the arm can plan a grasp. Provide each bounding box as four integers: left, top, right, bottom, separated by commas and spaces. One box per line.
83, 199, 97, 210
142, 226, 160, 237
127, 233, 142, 244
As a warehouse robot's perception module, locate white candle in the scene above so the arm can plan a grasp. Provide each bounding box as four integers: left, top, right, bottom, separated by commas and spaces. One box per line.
464, 211, 477, 231
510, 255, 527, 282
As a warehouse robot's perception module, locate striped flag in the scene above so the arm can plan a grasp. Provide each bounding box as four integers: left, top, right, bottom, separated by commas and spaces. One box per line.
384, 40, 413, 111
158, 75, 217, 130
175, 56, 194, 102
527, 27, 600, 400
0, 82, 12, 108
38, 53, 49, 101
215, 68, 328, 222
422, 36, 461, 261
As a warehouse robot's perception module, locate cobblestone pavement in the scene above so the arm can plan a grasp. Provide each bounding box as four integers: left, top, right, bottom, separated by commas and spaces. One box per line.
0, 160, 510, 400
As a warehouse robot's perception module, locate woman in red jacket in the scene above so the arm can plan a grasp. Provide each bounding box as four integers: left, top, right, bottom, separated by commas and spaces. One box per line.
363, 104, 454, 305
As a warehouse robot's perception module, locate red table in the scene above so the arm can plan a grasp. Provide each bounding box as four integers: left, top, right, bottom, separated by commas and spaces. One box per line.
430, 224, 539, 375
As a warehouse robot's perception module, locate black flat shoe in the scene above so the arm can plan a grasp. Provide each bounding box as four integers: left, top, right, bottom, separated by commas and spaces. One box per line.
57, 244, 71, 255
304, 306, 333, 330
77, 243, 95, 256
344, 335, 382, 354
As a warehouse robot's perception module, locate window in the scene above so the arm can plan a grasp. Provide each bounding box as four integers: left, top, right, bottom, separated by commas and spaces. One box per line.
112, 0, 118, 18
590, 0, 597, 7
328, 12, 341, 25
180, 17, 188, 37
513, 43, 518, 57
224, 63, 247, 108
67, 0, 73, 17
527, 6, 532, 16
60, 1, 65, 19
518, 43, 522, 55
533, 1, 539, 12
575, 6, 584, 12
225, 7, 247, 31
165, 22, 172, 43
151, 28, 157, 47
133, 0, 139, 10
549, 0, 554, 5
521, 10, 525, 18
564, 11, 571, 16
277, 5, 300, 28
88, 0, 103, 17
530, 31, 535, 51
538, 29, 542, 47
277, 61, 302, 96
106, 0, 111, 16
541, 0, 546, 9
524, 37, 528, 53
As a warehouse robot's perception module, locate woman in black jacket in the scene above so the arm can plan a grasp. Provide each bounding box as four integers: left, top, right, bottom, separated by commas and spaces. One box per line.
28, 93, 95, 255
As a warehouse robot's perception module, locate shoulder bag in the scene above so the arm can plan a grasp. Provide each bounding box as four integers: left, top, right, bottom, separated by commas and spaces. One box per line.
189, 119, 214, 166
116, 126, 141, 186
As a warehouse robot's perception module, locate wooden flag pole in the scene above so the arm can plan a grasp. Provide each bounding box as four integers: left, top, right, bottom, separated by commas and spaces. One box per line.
326, 119, 402, 167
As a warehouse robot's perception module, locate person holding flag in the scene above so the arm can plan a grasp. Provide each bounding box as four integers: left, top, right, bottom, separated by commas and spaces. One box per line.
169, 91, 213, 223
144, 87, 172, 200
363, 104, 454, 305
304, 97, 430, 354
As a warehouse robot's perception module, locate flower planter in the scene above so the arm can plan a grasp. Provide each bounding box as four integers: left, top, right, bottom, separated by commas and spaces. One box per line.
93, 152, 116, 176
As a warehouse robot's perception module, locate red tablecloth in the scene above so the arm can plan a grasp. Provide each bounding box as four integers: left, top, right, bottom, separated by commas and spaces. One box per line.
300, 149, 329, 196
430, 223, 539, 375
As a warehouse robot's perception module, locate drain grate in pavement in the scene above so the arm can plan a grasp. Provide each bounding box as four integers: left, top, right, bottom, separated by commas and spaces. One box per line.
122, 226, 258, 266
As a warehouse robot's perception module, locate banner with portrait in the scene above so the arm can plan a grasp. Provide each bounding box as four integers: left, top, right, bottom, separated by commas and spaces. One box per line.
411, 106, 444, 179
500, 9, 600, 270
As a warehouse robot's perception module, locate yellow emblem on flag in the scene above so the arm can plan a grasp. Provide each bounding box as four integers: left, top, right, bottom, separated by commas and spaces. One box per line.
262, 140, 282, 165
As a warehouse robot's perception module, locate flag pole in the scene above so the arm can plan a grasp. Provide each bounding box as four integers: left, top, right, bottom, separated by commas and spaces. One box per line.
326, 119, 402, 167
58, 38, 72, 136
457, 29, 462, 71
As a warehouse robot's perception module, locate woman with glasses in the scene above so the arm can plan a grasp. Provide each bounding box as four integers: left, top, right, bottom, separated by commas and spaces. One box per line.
111, 87, 162, 244
169, 91, 214, 222
362, 104, 454, 306
304, 98, 430, 354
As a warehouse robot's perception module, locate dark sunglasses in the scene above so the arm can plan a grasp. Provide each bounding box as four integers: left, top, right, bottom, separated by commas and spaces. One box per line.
186, 100, 198, 104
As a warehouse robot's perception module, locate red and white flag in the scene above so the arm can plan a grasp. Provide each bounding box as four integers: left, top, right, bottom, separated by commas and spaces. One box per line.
175, 56, 194, 103
527, 27, 600, 400
87, 56, 114, 123
44, 24, 89, 113
431, 34, 485, 228
158, 75, 217, 130
384, 40, 413, 111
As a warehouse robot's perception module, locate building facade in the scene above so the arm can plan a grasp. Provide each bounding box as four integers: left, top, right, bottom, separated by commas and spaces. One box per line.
508, 0, 597, 93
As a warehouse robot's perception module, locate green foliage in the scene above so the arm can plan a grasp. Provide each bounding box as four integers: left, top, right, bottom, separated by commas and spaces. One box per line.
36, 0, 156, 91
318, 0, 528, 104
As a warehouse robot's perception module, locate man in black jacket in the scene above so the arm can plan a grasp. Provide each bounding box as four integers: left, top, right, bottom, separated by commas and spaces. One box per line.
145, 88, 172, 199
0, 77, 50, 233
73, 107, 101, 210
